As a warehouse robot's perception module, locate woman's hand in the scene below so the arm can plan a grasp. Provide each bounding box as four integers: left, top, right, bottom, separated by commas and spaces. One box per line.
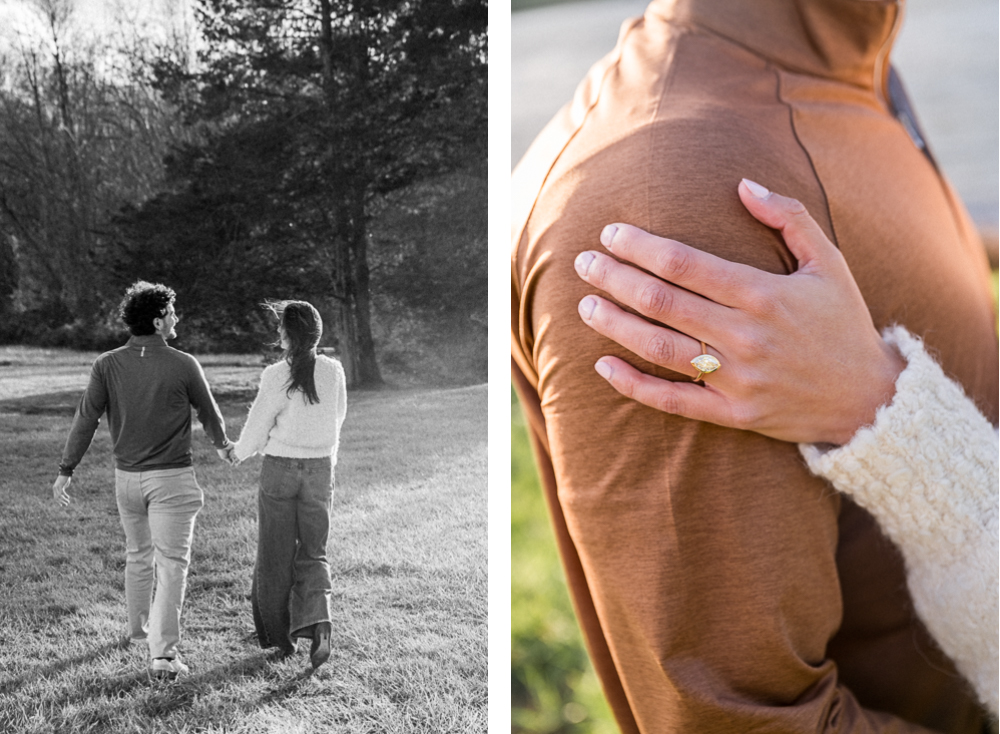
574, 179, 905, 446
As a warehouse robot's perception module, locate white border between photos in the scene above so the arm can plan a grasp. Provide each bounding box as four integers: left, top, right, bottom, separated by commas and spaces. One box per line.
487, 2, 512, 731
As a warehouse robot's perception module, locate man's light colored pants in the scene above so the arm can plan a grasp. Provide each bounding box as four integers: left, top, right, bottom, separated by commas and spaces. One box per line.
115, 467, 203, 659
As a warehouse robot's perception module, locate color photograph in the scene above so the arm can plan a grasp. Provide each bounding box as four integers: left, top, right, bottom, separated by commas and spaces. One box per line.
511, 0, 998, 731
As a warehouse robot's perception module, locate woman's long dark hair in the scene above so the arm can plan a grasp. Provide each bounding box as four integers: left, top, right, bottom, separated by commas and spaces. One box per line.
267, 300, 323, 405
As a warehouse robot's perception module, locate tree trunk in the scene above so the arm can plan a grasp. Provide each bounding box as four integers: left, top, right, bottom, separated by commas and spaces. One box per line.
317, 0, 381, 388
346, 199, 381, 387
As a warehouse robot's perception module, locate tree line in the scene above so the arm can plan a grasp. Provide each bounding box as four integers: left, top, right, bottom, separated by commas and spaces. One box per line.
0, 0, 487, 388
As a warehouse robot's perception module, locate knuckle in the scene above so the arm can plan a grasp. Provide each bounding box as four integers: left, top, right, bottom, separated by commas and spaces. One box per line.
742, 285, 775, 314
731, 333, 770, 366
643, 333, 676, 365
654, 390, 682, 415
655, 246, 695, 281
784, 197, 808, 217
636, 281, 673, 316
782, 197, 814, 228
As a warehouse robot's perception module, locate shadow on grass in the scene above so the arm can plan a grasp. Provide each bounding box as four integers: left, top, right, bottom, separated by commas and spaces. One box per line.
1, 640, 312, 715
0, 640, 125, 695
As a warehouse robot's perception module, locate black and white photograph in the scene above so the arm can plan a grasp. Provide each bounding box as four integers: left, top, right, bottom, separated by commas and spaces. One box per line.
0, 0, 487, 731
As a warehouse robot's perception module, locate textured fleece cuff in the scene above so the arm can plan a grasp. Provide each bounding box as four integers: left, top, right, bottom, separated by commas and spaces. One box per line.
800, 324, 998, 714
799, 325, 997, 554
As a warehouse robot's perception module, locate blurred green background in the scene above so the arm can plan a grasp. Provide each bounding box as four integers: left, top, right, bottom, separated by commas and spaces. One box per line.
511, 386, 615, 734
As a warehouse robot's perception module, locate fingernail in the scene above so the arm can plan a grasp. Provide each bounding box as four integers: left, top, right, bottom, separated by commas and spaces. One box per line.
595, 360, 612, 380
600, 224, 618, 249
574, 251, 596, 277
742, 178, 771, 199
578, 296, 597, 320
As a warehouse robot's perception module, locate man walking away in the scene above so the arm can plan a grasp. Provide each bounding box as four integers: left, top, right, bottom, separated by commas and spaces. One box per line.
50, 281, 236, 681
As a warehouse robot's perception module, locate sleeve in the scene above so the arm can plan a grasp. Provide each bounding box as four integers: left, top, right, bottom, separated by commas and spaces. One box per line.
186, 357, 228, 448
333, 359, 347, 426
512, 160, 962, 732
58, 360, 109, 476
233, 366, 283, 461
801, 326, 999, 715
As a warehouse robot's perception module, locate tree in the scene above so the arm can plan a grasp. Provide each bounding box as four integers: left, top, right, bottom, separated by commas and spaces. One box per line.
368, 170, 487, 384
103, 114, 334, 352
0, 0, 192, 331
153, 0, 487, 386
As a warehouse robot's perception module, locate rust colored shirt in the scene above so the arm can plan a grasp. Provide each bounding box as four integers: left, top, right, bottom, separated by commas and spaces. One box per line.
511, 0, 998, 731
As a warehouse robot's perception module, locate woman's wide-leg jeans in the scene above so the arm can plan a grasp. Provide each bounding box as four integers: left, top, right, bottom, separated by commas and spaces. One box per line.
252, 455, 334, 652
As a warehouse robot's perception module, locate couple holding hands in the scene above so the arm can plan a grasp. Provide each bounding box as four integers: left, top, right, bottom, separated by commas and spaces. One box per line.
52, 282, 347, 680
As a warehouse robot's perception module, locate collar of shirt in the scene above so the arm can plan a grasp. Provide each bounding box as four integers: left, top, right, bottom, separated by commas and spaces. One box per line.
126, 334, 169, 349
648, 0, 900, 91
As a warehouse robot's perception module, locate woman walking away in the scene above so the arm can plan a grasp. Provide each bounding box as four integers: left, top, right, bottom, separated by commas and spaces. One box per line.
233, 300, 347, 670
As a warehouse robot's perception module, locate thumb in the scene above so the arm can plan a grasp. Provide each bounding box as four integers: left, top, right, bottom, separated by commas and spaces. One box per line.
738, 179, 841, 272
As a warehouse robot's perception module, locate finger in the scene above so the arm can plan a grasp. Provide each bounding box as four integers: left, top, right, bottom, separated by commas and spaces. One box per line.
597, 223, 767, 308
575, 250, 729, 342
594, 356, 737, 427
579, 295, 708, 379
737, 179, 844, 273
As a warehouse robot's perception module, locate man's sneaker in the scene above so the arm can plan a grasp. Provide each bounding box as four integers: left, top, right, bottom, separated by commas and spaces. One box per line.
310, 622, 331, 670
149, 657, 189, 681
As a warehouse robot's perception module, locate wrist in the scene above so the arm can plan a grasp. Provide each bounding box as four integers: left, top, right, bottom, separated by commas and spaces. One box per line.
825, 338, 905, 446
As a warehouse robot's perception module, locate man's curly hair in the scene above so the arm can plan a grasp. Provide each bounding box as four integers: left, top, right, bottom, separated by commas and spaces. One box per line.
119, 281, 176, 336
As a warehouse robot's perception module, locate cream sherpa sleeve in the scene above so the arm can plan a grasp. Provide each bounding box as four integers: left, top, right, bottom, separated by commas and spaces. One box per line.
233, 363, 285, 462
800, 325, 998, 716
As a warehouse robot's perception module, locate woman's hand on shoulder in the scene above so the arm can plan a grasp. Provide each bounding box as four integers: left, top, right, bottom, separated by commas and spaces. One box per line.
574, 179, 905, 446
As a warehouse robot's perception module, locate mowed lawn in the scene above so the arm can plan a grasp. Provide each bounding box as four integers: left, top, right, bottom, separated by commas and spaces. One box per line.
0, 347, 487, 733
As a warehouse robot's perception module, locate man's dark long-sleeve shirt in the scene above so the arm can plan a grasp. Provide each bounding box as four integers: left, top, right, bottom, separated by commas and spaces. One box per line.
59, 335, 228, 475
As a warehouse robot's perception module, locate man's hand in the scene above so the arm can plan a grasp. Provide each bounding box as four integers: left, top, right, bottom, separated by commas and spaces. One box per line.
217, 441, 238, 466
52, 475, 72, 505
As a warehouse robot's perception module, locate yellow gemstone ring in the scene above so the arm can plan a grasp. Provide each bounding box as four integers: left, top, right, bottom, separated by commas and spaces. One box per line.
690, 341, 721, 382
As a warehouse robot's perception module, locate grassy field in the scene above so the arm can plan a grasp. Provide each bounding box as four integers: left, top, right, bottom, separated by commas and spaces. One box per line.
0, 347, 486, 733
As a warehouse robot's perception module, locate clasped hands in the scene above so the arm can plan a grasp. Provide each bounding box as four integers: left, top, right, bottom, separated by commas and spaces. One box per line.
217, 440, 240, 466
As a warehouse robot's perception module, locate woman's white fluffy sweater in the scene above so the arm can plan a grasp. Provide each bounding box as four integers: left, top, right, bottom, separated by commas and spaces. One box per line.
234, 355, 347, 462
800, 326, 998, 715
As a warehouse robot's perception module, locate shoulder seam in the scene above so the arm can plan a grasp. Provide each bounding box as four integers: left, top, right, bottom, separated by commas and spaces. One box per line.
773, 64, 840, 250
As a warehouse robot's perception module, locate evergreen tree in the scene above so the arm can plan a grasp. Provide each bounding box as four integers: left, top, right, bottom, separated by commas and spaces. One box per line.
152, 0, 487, 386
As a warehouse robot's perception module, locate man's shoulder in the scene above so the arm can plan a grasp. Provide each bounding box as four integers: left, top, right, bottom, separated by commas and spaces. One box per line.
159, 346, 208, 377
92, 343, 130, 369
96, 343, 128, 359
